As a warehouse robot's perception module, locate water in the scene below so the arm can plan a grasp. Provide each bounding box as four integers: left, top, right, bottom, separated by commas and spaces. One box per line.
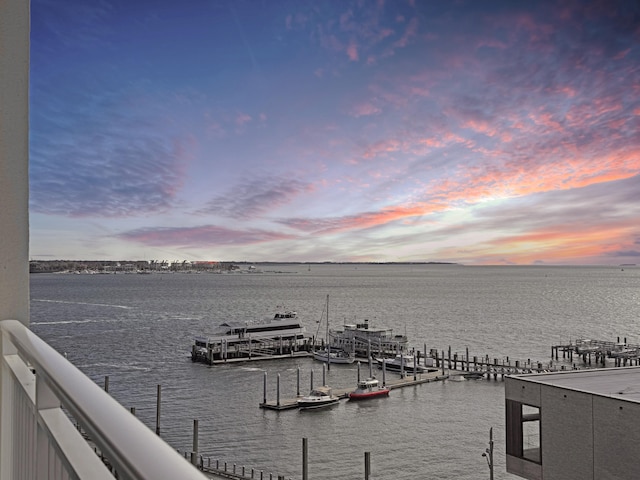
29, 264, 640, 479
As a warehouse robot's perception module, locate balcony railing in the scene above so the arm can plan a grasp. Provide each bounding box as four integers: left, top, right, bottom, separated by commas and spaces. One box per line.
0, 319, 208, 479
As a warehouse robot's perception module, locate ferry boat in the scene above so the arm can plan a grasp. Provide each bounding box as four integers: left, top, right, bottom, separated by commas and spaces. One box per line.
376, 353, 426, 374
348, 378, 390, 400
192, 309, 308, 363
297, 386, 340, 410
328, 319, 408, 358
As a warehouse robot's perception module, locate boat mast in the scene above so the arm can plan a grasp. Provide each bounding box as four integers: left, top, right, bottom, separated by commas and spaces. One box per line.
326, 294, 331, 370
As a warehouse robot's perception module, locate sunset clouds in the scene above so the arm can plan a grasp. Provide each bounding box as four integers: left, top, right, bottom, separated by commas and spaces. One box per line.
29, 0, 640, 264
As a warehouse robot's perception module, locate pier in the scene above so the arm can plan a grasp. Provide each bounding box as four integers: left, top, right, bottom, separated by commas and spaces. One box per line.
551, 337, 640, 367
191, 338, 313, 365
259, 361, 444, 411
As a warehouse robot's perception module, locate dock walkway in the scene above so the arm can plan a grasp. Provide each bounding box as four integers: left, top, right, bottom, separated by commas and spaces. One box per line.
260, 369, 446, 410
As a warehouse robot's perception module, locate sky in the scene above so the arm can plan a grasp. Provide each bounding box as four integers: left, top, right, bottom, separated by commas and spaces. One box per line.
29, 0, 640, 265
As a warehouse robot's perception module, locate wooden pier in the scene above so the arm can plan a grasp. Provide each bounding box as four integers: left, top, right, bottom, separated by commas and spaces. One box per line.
192, 340, 313, 365
551, 337, 640, 367
259, 365, 445, 411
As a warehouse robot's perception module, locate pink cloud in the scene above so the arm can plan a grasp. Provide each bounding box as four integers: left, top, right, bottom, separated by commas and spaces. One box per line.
394, 17, 418, 48
350, 102, 380, 117
347, 40, 359, 61
119, 225, 296, 248
236, 113, 252, 126
281, 203, 437, 235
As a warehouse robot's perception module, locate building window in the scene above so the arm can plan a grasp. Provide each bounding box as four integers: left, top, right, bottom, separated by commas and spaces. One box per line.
506, 400, 541, 464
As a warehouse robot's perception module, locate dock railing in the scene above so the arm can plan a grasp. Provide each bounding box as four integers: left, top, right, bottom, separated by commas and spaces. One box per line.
0, 319, 208, 480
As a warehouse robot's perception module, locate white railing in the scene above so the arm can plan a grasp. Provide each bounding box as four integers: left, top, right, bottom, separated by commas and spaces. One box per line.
0, 319, 208, 480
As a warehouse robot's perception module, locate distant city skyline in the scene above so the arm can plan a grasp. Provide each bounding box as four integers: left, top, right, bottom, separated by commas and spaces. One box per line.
30, 0, 640, 265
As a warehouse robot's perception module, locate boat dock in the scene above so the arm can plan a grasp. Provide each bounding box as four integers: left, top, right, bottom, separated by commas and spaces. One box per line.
192, 339, 314, 365
259, 367, 445, 411
551, 337, 640, 367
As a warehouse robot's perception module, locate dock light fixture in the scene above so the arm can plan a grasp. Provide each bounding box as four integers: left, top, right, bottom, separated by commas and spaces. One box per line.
481, 427, 494, 480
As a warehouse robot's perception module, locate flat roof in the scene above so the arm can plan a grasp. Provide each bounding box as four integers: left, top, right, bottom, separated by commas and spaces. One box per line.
510, 366, 640, 403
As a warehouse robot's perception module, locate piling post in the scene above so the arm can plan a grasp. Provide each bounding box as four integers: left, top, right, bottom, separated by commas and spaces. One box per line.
156, 384, 161, 436
466, 347, 469, 372
263, 372, 267, 404
297, 367, 300, 396
364, 451, 371, 480
130, 407, 136, 416
104, 375, 109, 393
413, 354, 417, 381
310, 369, 314, 391
277, 374, 281, 407
322, 364, 326, 385
302, 437, 308, 480
424, 343, 427, 366
191, 419, 199, 466
357, 362, 361, 383
382, 362, 386, 386
441, 350, 445, 376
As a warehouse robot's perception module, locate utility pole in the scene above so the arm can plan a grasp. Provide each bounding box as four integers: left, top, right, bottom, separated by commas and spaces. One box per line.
482, 427, 494, 480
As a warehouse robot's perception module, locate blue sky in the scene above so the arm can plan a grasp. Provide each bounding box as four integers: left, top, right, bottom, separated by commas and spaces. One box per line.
29, 0, 640, 264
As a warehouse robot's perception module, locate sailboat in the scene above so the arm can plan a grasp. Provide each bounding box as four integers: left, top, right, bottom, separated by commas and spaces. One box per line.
312, 295, 355, 364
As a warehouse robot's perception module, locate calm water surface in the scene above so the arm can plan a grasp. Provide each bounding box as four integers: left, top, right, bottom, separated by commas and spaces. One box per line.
30, 264, 640, 479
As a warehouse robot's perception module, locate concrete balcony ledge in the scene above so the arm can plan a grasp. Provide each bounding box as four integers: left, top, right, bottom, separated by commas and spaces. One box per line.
0, 319, 208, 480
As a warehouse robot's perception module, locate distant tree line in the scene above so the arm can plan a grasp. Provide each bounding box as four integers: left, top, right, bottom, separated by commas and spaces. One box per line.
29, 260, 239, 274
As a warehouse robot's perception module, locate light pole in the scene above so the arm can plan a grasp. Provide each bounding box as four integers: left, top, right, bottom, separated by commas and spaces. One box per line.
482, 427, 494, 480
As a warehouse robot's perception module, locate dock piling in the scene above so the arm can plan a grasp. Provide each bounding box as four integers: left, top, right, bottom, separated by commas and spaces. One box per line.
466, 347, 469, 371
191, 419, 199, 466
263, 372, 267, 404
156, 384, 161, 436
364, 451, 371, 480
277, 374, 280, 407
302, 438, 308, 480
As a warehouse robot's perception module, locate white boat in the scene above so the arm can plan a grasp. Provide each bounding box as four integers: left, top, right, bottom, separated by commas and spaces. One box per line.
312, 349, 355, 364
376, 354, 426, 373
313, 295, 355, 364
328, 319, 408, 358
297, 386, 339, 410
575, 339, 601, 354
348, 378, 390, 400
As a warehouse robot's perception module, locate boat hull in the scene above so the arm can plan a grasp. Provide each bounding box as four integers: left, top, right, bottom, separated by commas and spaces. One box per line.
377, 357, 426, 373
348, 389, 390, 400
312, 351, 355, 364
297, 398, 339, 410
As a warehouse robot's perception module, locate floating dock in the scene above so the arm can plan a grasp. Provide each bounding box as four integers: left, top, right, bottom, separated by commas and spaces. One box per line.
259, 368, 445, 411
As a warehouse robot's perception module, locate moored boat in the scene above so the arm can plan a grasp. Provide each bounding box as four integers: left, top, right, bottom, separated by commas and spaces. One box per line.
328, 319, 408, 358
312, 349, 355, 364
313, 294, 356, 364
192, 308, 308, 363
376, 353, 426, 373
348, 378, 390, 400
297, 386, 340, 410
